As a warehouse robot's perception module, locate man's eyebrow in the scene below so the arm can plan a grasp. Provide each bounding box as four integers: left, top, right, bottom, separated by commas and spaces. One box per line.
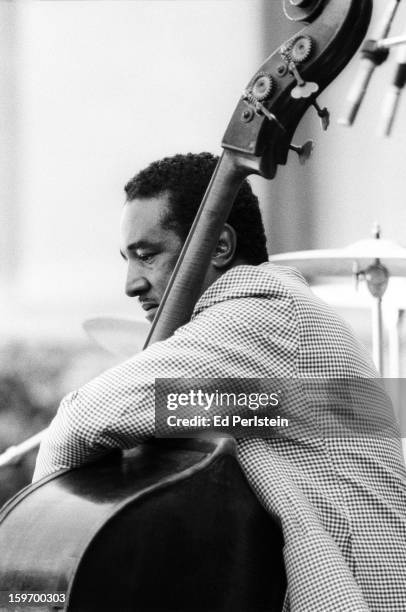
127, 240, 153, 251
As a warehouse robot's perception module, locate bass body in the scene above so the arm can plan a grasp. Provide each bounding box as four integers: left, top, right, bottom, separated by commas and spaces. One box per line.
0, 438, 286, 611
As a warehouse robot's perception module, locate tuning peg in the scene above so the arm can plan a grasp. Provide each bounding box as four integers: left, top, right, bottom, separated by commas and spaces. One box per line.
291, 90, 330, 130
290, 62, 319, 101
291, 80, 319, 99
288, 61, 330, 130
289, 140, 314, 164
312, 100, 330, 130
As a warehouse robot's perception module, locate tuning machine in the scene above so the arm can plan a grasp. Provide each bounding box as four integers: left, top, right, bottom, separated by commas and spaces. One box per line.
279, 35, 330, 131
289, 62, 330, 130
289, 140, 314, 164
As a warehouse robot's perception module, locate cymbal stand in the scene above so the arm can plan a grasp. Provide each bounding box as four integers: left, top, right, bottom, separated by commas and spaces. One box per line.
354, 244, 389, 375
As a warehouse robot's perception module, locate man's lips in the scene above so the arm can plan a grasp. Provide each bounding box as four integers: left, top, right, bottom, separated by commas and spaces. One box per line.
140, 301, 159, 321
140, 301, 158, 311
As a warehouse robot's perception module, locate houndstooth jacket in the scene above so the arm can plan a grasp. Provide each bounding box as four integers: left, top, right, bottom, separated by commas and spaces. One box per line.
34, 263, 406, 611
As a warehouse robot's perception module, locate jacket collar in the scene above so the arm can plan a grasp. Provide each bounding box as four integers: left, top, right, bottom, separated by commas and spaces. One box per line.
192, 262, 306, 318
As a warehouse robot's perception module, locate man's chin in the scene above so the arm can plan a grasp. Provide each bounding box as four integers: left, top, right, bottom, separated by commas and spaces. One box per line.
145, 306, 158, 323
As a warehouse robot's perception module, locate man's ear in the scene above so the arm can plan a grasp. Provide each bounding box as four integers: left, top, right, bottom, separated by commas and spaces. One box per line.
212, 223, 237, 269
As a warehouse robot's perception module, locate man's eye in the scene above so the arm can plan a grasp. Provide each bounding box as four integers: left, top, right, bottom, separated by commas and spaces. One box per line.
138, 253, 156, 262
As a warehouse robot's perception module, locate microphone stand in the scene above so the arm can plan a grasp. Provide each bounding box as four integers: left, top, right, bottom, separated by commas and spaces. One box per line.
377, 34, 406, 49
378, 30, 406, 135
339, 0, 402, 126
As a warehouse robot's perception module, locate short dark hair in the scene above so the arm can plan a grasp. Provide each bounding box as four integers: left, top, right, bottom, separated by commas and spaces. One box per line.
124, 152, 268, 265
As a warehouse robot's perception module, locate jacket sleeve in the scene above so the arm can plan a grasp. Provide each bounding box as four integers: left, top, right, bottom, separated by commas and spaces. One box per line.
33, 293, 298, 481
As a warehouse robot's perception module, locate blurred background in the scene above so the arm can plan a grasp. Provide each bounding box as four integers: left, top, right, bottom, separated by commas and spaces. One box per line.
1, 0, 406, 505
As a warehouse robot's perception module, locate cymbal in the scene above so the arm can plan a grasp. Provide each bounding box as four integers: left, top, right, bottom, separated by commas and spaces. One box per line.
312, 279, 406, 308
83, 316, 149, 358
270, 238, 406, 277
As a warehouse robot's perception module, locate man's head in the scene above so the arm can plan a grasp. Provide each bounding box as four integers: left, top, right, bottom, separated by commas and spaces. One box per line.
120, 152, 268, 321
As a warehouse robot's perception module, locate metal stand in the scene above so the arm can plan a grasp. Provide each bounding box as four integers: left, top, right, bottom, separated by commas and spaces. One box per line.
365, 261, 389, 374
378, 35, 406, 50
371, 295, 385, 374
353, 227, 390, 375
0, 430, 44, 468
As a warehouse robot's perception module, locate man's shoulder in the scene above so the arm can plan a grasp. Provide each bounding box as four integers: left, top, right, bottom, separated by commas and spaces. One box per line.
193, 262, 308, 317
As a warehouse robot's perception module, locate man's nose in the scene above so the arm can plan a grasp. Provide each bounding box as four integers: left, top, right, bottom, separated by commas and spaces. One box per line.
125, 268, 151, 297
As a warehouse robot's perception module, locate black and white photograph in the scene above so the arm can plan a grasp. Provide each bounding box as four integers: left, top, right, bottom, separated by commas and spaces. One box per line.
1, 0, 406, 610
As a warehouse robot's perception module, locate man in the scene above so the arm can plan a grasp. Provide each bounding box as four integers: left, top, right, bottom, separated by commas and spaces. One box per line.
34, 152, 406, 611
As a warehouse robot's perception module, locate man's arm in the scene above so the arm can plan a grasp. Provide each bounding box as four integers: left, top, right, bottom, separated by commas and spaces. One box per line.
33, 292, 297, 481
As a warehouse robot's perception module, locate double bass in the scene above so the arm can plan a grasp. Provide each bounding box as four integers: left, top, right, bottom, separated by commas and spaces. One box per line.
0, 1, 372, 610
